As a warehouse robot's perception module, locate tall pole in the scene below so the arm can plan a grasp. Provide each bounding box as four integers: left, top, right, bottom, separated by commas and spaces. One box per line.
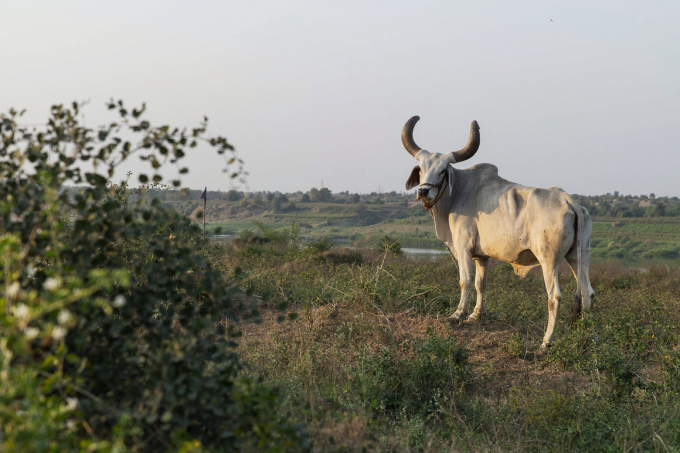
201, 186, 207, 239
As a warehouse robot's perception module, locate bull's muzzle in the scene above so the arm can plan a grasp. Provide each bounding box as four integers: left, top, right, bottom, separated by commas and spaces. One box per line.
417, 187, 431, 199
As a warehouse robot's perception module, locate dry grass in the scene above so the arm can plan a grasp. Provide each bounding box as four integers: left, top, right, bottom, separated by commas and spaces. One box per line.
228, 244, 680, 451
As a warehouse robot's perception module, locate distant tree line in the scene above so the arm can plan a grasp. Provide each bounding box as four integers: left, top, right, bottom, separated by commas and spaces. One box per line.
66, 185, 680, 218
571, 192, 680, 218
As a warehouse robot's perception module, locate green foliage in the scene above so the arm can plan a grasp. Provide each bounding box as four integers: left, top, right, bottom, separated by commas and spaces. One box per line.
308, 187, 333, 202
352, 330, 470, 418
271, 194, 285, 213
253, 221, 298, 247
323, 250, 363, 265
0, 102, 308, 451
305, 237, 333, 254
375, 235, 402, 256
230, 244, 680, 450
503, 331, 529, 358
224, 189, 244, 201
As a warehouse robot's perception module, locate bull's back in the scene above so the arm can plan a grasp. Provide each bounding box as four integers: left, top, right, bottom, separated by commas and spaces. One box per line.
474, 185, 576, 265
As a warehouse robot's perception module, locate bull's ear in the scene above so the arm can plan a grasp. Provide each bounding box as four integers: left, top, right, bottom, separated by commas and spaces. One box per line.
405, 166, 421, 190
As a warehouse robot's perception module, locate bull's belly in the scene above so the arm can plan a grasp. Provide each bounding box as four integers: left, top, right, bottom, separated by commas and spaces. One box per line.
476, 244, 540, 266
475, 227, 574, 265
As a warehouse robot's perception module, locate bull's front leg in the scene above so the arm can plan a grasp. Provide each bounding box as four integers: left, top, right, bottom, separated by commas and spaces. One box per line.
467, 258, 489, 321
449, 250, 474, 323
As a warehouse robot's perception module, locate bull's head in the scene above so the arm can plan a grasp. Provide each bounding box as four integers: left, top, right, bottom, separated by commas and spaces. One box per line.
403, 116, 480, 209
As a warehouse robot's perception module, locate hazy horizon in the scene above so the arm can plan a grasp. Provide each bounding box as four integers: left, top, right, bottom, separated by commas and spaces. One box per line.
2, 1, 678, 196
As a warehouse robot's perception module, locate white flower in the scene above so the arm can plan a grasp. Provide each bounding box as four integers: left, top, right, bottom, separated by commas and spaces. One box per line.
6, 282, 20, 298
26, 264, 36, 277
13, 303, 29, 320
51, 326, 67, 341
66, 397, 78, 411
112, 294, 126, 308
25, 327, 40, 340
57, 310, 72, 325
44, 277, 62, 291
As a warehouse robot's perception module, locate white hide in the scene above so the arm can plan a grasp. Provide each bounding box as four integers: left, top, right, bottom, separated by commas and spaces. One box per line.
405, 120, 595, 350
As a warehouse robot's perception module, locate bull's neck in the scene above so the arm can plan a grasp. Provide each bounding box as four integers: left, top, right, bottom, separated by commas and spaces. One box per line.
431, 165, 461, 217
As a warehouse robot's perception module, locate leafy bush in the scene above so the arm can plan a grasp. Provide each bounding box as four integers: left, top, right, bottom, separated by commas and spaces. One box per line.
352, 330, 470, 418
375, 235, 403, 256
305, 237, 333, 254
0, 102, 309, 451
324, 249, 363, 265
224, 189, 244, 201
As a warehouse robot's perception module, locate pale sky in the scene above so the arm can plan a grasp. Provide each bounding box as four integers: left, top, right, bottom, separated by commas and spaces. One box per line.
1, 0, 679, 196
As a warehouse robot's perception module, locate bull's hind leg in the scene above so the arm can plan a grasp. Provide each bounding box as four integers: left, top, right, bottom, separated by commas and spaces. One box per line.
566, 249, 595, 310
540, 259, 562, 350
450, 252, 474, 323
580, 207, 595, 309
467, 258, 489, 322
565, 256, 583, 323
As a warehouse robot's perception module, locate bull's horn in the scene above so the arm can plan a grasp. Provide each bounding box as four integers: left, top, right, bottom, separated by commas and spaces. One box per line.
401, 116, 423, 158
450, 120, 480, 163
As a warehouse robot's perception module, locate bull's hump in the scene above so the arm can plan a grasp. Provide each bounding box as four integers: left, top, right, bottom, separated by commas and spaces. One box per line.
464, 163, 516, 188
467, 163, 498, 175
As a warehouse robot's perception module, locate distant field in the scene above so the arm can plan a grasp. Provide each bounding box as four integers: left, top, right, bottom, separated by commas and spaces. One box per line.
590, 217, 680, 259
199, 198, 680, 261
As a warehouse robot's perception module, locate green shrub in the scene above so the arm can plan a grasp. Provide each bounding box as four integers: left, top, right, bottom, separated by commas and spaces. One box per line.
661, 348, 680, 392
324, 250, 363, 265
375, 235, 402, 256
0, 102, 309, 451
305, 237, 333, 254
503, 331, 529, 358
352, 330, 470, 418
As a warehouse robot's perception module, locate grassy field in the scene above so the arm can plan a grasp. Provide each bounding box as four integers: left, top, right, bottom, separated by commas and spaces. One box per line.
218, 239, 680, 451
199, 197, 680, 260
590, 217, 680, 259
201, 197, 680, 450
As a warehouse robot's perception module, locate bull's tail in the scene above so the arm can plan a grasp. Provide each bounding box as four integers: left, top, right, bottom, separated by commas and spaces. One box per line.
569, 203, 594, 324
580, 207, 594, 309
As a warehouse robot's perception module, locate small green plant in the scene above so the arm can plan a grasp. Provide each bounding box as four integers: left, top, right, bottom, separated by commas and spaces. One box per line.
306, 237, 333, 254
352, 330, 470, 418
324, 249, 363, 265
503, 331, 529, 358
375, 235, 403, 256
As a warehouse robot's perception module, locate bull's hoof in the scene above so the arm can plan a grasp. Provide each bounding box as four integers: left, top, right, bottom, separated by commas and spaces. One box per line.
538, 342, 551, 354
450, 311, 466, 322
465, 312, 481, 323
447, 313, 464, 328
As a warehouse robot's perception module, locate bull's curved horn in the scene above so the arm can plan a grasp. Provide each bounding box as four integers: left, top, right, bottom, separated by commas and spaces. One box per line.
401, 116, 423, 158
450, 121, 480, 163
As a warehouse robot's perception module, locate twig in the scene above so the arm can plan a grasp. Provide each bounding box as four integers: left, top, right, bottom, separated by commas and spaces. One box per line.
424, 296, 447, 313
526, 439, 559, 448
37, 370, 113, 411
374, 250, 389, 290
403, 285, 440, 305
654, 432, 670, 453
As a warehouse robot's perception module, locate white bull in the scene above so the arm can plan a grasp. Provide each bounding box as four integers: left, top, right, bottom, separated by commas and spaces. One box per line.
402, 116, 595, 350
